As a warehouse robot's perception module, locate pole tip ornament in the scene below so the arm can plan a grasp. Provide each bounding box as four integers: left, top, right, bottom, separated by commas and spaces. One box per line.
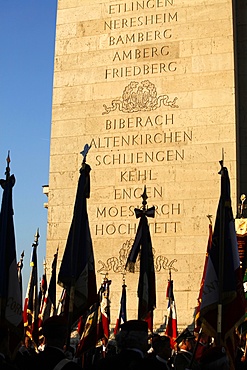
141, 186, 148, 211
134, 186, 155, 218
6, 151, 10, 164
239, 194, 246, 217
5, 151, 11, 179
80, 144, 91, 164
240, 194, 246, 203
32, 228, 40, 248
218, 149, 225, 174
207, 214, 213, 225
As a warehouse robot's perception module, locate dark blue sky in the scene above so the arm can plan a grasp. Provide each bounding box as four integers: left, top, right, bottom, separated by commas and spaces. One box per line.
0, 0, 58, 292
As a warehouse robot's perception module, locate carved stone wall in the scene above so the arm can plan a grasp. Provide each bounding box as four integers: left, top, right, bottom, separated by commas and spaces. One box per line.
46, 0, 239, 330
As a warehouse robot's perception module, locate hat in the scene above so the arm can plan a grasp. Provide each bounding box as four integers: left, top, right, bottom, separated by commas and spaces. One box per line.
175, 328, 195, 344
152, 334, 171, 350
42, 315, 68, 338
120, 320, 148, 333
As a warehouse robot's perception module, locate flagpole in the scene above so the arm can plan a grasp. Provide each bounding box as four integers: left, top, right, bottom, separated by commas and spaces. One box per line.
217, 158, 225, 345
188, 327, 203, 370
17, 251, 24, 305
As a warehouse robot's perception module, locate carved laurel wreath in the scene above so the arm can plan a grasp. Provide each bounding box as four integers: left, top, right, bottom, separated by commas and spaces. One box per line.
97, 239, 178, 274
102, 80, 179, 115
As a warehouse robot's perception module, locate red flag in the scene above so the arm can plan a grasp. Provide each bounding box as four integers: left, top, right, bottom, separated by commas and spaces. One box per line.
23, 231, 40, 351
114, 282, 127, 336
195, 219, 213, 329
199, 165, 246, 366
125, 187, 156, 332
0, 154, 23, 356
165, 277, 177, 348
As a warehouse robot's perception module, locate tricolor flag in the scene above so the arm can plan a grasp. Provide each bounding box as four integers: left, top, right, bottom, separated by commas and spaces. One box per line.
198, 164, 246, 365
38, 260, 47, 320
165, 274, 177, 348
58, 148, 97, 329
0, 153, 23, 356
125, 187, 156, 332
23, 230, 40, 350
99, 277, 111, 348
114, 282, 127, 336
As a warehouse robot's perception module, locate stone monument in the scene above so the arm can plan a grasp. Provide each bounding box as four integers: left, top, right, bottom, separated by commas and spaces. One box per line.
46, 0, 247, 330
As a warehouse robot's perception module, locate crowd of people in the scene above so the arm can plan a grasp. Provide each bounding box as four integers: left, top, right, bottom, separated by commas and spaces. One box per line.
1, 316, 247, 370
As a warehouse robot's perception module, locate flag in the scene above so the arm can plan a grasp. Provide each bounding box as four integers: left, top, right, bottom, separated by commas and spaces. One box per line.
125, 186, 156, 332
76, 301, 101, 356
99, 277, 111, 347
76, 282, 109, 357
0, 153, 23, 356
37, 261, 47, 339
58, 150, 97, 327
195, 218, 213, 329
56, 288, 69, 317
23, 230, 40, 351
114, 282, 127, 336
39, 249, 58, 327
165, 275, 177, 348
38, 260, 47, 321
199, 165, 246, 348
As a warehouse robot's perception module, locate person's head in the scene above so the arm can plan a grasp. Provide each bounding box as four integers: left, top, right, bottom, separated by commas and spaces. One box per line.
175, 328, 196, 353
42, 315, 68, 349
115, 320, 148, 353
152, 335, 172, 360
